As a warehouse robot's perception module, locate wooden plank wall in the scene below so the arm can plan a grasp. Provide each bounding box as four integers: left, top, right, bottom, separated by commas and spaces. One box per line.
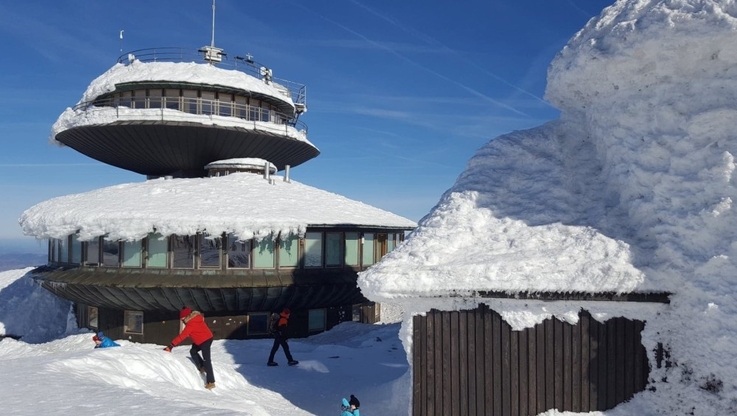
413, 304, 649, 416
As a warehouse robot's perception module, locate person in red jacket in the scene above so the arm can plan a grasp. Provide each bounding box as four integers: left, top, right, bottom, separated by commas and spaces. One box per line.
164, 307, 216, 390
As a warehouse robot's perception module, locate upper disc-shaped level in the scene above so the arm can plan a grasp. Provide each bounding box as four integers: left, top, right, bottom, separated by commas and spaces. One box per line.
52, 49, 318, 177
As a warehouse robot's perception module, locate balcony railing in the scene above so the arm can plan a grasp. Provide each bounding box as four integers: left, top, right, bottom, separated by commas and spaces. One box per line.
117, 47, 307, 108
74, 95, 308, 135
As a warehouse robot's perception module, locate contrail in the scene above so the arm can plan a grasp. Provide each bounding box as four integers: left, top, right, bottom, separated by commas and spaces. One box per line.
290, 1, 528, 116
349, 0, 552, 108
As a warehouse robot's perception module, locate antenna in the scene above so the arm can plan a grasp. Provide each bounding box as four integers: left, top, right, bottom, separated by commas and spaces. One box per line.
211, 0, 216, 48
200, 0, 223, 64
119, 30, 124, 54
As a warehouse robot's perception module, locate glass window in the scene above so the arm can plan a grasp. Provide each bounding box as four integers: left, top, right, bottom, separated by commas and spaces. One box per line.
60, 236, 68, 263
199, 234, 221, 268
218, 93, 232, 116
253, 236, 275, 268
49, 239, 56, 262
261, 107, 270, 122
132, 90, 145, 109
71, 234, 81, 264
201, 91, 215, 115
309, 309, 326, 332
85, 237, 100, 265
304, 232, 322, 267
227, 234, 251, 269
165, 89, 180, 110
388, 233, 396, 252
148, 89, 163, 109
345, 232, 360, 266
172, 235, 194, 269
235, 96, 247, 118
147, 233, 168, 268
124, 310, 143, 334
249, 102, 259, 121
248, 312, 269, 335
278, 233, 299, 268
325, 233, 342, 267
183, 90, 198, 114
102, 238, 119, 267
88, 306, 99, 329
363, 233, 375, 266
119, 91, 132, 108
122, 240, 142, 267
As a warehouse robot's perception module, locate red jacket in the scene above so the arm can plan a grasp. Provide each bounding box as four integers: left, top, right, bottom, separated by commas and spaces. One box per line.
170, 311, 213, 346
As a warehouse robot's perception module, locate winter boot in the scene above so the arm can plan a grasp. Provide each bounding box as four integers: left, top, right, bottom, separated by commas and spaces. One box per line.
267, 361, 278, 366
205, 382, 216, 390
288, 360, 299, 366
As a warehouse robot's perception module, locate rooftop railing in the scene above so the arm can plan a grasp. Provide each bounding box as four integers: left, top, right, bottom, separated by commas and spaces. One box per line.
117, 47, 307, 108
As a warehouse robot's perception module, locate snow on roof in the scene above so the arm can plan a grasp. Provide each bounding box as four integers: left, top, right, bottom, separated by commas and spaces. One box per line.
18, 173, 416, 242
79, 59, 293, 108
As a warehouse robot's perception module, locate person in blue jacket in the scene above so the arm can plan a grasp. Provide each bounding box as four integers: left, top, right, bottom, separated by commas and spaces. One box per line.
340, 394, 360, 416
93, 331, 120, 348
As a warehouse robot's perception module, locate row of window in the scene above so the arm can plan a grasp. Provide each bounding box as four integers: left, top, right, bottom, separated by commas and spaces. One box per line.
49, 231, 401, 270
86, 306, 330, 336
94, 89, 290, 124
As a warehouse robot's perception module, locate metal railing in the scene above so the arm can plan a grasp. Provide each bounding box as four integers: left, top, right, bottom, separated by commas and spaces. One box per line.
117, 47, 307, 107
75, 96, 308, 134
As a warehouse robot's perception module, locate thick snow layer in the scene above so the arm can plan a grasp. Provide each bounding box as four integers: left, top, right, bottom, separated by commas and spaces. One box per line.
19, 173, 416, 241
360, 1, 737, 414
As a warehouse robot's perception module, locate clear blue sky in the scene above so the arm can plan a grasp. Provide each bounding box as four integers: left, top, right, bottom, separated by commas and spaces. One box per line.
0, 0, 614, 253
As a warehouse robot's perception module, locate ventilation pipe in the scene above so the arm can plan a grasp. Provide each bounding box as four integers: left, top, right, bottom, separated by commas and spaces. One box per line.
284, 165, 291, 183
263, 162, 270, 181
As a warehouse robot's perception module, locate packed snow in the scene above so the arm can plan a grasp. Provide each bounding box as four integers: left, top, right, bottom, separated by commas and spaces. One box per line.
0, 268, 410, 416
360, 0, 737, 414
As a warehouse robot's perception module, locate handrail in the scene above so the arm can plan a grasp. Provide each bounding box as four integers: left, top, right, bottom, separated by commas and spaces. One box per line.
75, 96, 308, 133
116, 47, 307, 107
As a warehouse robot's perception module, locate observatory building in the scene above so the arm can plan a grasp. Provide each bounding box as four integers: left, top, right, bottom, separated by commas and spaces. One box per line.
20, 45, 415, 345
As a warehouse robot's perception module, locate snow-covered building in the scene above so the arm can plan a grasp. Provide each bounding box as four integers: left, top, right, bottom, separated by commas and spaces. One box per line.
359, 1, 737, 415
20, 45, 415, 345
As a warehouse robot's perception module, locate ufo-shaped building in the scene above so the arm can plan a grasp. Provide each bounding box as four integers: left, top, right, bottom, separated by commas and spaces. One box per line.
20, 45, 416, 345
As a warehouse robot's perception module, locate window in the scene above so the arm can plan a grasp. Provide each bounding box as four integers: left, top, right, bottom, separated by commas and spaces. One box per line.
119, 91, 132, 108
325, 233, 342, 267
199, 234, 221, 268
304, 232, 323, 267
249, 103, 259, 121
248, 312, 269, 335
148, 89, 163, 109
183, 90, 198, 114
71, 234, 81, 264
124, 310, 143, 334
278, 233, 299, 268
218, 93, 232, 116
122, 240, 142, 267
260, 107, 270, 122
147, 233, 168, 268
363, 233, 375, 266
235, 96, 247, 118
201, 91, 215, 115
388, 233, 396, 252
309, 309, 326, 332
165, 89, 180, 110
60, 236, 69, 263
102, 238, 119, 267
344, 232, 360, 266
88, 306, 99, 329
85, 237, 100, 265
253, 235, 275, 268
49, 239, 57, 262
172, 235, 194, 269
227, 234, 251, 269
132, 90, 145, 109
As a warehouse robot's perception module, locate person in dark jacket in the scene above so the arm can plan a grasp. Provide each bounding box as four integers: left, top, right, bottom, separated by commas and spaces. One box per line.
267, 308, 298, 366
164, 307, 216, 389
93, 331, 120, 348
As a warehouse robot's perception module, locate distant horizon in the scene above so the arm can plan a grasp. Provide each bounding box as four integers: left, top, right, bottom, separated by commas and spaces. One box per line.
0, 237, 47, 255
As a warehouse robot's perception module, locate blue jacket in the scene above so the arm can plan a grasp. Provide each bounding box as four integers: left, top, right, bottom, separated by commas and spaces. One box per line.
95, 334, 120, 348
340, 398, 360, 416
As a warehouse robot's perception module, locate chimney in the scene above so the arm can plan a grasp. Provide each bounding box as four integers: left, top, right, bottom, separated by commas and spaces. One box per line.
284, 165, 291, 183
263, 162, 270, 181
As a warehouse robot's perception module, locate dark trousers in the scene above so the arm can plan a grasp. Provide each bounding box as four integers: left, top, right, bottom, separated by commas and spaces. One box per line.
190, 338, 215, 383
268, 334, 293, 362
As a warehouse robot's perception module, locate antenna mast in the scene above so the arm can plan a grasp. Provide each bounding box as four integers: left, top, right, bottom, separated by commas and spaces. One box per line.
201, 0, 223, 63
211, 0, 216, 48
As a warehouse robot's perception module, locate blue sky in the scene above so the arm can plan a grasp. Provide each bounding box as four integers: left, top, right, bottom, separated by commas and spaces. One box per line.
0, 0, 613, 253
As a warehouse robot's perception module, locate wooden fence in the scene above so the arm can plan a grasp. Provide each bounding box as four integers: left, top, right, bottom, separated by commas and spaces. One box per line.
412, 304, 649, 416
